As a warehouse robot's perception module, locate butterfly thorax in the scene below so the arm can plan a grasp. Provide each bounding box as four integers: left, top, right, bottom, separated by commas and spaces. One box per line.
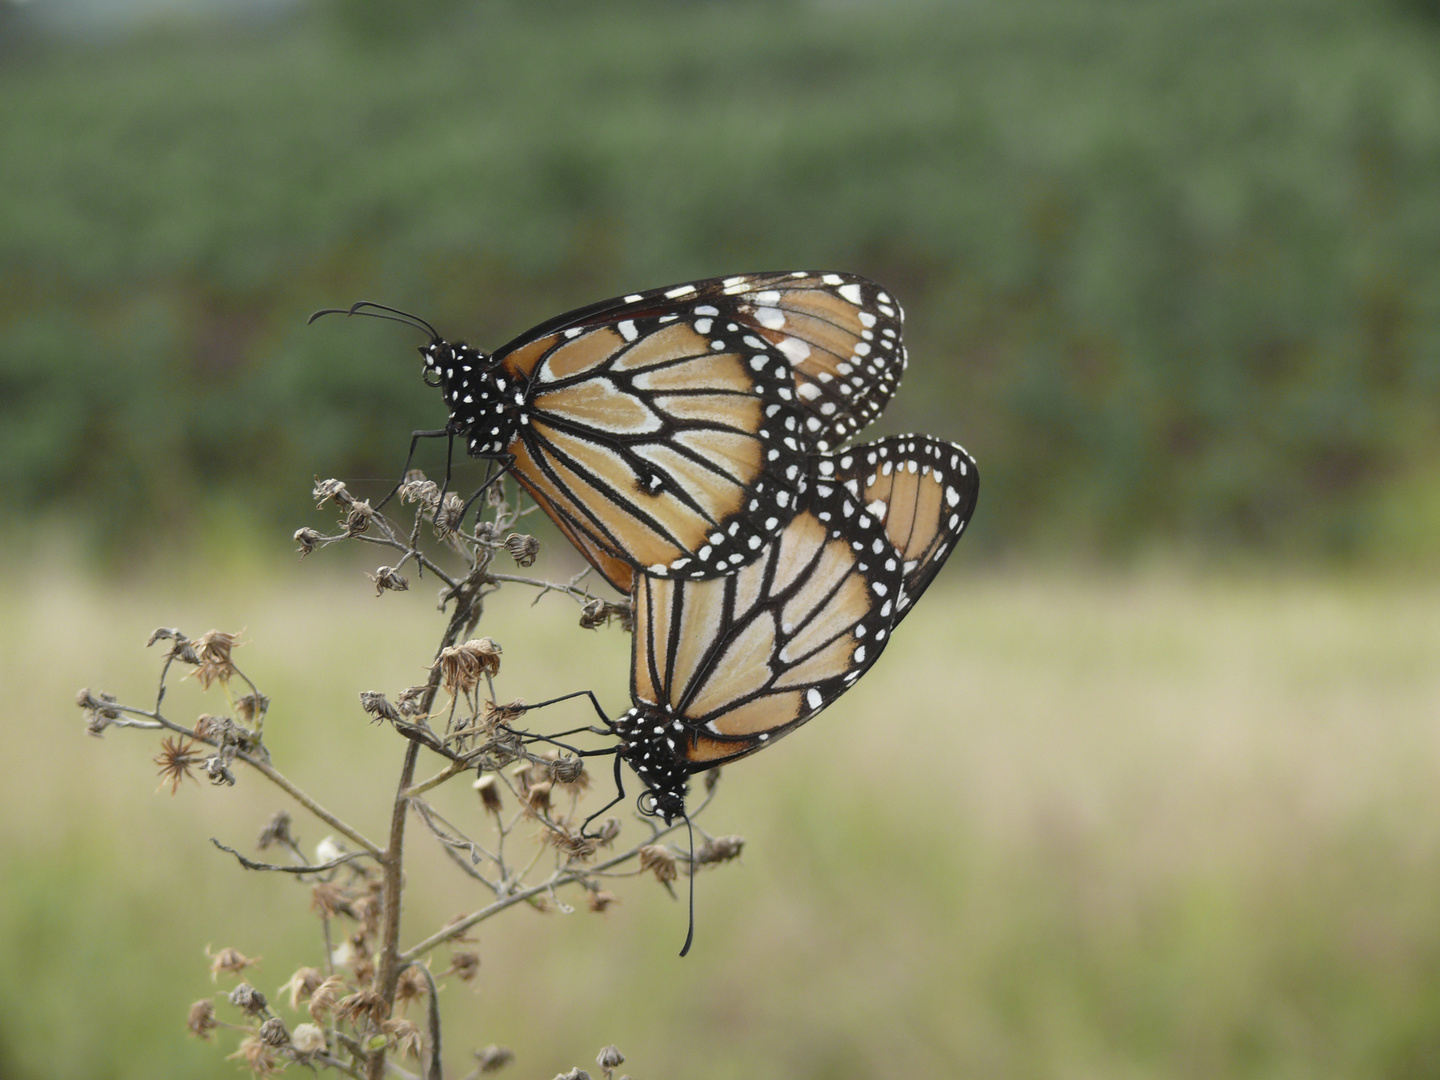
420, 339, 525, 458
613, 704, 689, 824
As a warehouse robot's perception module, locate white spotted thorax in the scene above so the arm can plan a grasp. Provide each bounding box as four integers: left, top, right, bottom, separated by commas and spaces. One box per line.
616, 433, 979, 821
420, 339, 519, 457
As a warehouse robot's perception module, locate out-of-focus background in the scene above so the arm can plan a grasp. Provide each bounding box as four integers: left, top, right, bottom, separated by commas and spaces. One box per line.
3, 0, 1439, 1077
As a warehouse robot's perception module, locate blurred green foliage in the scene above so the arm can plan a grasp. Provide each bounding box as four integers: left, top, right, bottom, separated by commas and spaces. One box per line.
1, 0, 1438, 560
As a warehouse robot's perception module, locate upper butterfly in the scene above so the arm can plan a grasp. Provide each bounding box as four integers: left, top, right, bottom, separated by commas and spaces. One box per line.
312, 272, 906, 590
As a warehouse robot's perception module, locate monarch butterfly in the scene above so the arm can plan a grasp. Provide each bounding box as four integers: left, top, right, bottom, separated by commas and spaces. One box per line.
613, 434, 978, 825
311, 272, 906, 590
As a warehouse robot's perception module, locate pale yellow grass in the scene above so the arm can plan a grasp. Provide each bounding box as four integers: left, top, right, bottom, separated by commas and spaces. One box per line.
2, 560, 1438, 1080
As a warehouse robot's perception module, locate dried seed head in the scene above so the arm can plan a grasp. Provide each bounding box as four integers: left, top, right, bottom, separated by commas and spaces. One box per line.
310, 881, 355, 920
229, 1034, 282, 1077
293, 527, 322, 557
550, 826, 597, 861
638, 845, 677, 885
259, 1016, 289, 1047
597, 1045, 625, 1070
596, 818, 622, 845
443, 950, 480, 982
359, 691, 403, 724
306, 976, 346, 1023
191, 629, 240, 689
704, 767, 722, 794
383, 1017, 423, 1059
502, 532, 540, 566
313, 478, 353, 508
343, 499, 374, 536
335, 988, 387, 1028
235, 693, 269, 727
473, 773, 503, 814
208, 946, 261, 981
256, 811, 294, 851
545, 754, 586, 786
556, 1070, 593, 1080
290, 1022, 326, 1056
278, 966, 325, 1011
483, 699, 528, 728
353, 882, 384, 940
587, 890, 619, 913
228, 982, 268, 1015
434, 638, 502, 695
399, 475, 440, 509
397, 685, 430, 717
367, 565, 409, 594
394, 964, 430, 1011
155, 735, 203, 794
433, 491, 466, 536
475, 1045, 515, 1073
695, 835, 745, 865
76, 688, 120, 735
509, 762, 534, 795
525, 781, 553, 814
201, 755, 236, 786
187, 999, 217, 1040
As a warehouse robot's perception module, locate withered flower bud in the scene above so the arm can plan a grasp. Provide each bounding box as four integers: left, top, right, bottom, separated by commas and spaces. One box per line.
228, 982, 268, 1015
359, 691, 402, 724
367, 565, 409, 594
704, 767, 722, 794
313, 478, 353, 508
208, 945, 260, 981
509, 762, 534, 794
187, 999, 217, 1039
638, 845, 677, 885
293, 527, 322, 557
154, 735, 202, 794
335, 988, 387, 1027
597, 1045, 626, 1070
503, 532, 540, 566
433, 491, 466, 536
556, 1069, 593, 1080
278, 966, 325, 1011
397, 685, 430, 717
235, 693, 269, 727
310, 881, 356, 919
343, 499, 374, 536
259, 1016, 289, 1047
383, 1017, 423, 1059
596, 818, 621, 845
578, 597, 634, 631
256, 810, 293, 851
550, 827, 597, 860
473, 774, 503, 814
291, 1022, 326, 1056
228, 1034, 281, 1077
76, 688, 120, 735
475, 1045, 515, 1073
149, 627, 201, 665
546, 755, 585, 785
695, 835, 745, 865
202, 755, 236, 787
483, 700, 527, 729
399, 475, 440, 508
443, 951, 480, 982
587, 890, 619, 913
525, 781, 553, 814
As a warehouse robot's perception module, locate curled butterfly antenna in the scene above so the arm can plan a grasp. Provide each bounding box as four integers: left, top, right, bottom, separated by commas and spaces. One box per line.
307, 301, 440, 341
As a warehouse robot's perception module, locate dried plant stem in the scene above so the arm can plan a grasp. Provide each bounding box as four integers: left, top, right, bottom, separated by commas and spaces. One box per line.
245, 755, 383, 858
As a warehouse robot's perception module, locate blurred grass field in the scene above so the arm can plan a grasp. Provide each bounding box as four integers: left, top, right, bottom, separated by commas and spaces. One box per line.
3, 557, 1439, 1079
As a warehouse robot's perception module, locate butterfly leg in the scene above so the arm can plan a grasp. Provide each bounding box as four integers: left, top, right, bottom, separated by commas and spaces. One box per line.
578, 754, 627, 839
512, 689, 614, 731
454, 455, 517, 531
376, 427, 454, 512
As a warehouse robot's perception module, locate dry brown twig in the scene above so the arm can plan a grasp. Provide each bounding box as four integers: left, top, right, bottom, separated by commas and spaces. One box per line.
78, 471, 741, 1079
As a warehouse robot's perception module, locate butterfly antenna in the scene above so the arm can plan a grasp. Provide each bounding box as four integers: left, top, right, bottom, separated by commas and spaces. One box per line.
679, 810, 697, 958
307, 302, 439, 340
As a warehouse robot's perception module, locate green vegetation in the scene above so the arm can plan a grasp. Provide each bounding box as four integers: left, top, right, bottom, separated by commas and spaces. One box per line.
6, 565, 1440, 1078
2, 0, 1438, 559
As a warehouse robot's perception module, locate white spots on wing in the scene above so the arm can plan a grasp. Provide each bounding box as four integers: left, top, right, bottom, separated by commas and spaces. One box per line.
563, 327, 582, 339
946, 487, 961, 507
858, 311, 877, 328
695, 304, 719, 316
822, 273, 844, 286
806, 688, 823, 711
750, 355, 769, 371
866, 499, 887, 520
665, 284, 698, 299
695, 318, 713, 335
618, 320, 638, 341
838, 283, 863, 304
853, 645, 866, 663
777, 336, 811, 364
754, 306, 786, 330
797, 382, 822, 402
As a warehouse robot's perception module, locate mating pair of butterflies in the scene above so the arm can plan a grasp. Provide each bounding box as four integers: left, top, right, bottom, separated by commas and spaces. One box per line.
317, 272, 978, 826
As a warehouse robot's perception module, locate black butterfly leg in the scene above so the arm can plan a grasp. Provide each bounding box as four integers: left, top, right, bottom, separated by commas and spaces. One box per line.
376, 427, 454, 512
578, 754, 627, 839
456, 455, 517, 530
